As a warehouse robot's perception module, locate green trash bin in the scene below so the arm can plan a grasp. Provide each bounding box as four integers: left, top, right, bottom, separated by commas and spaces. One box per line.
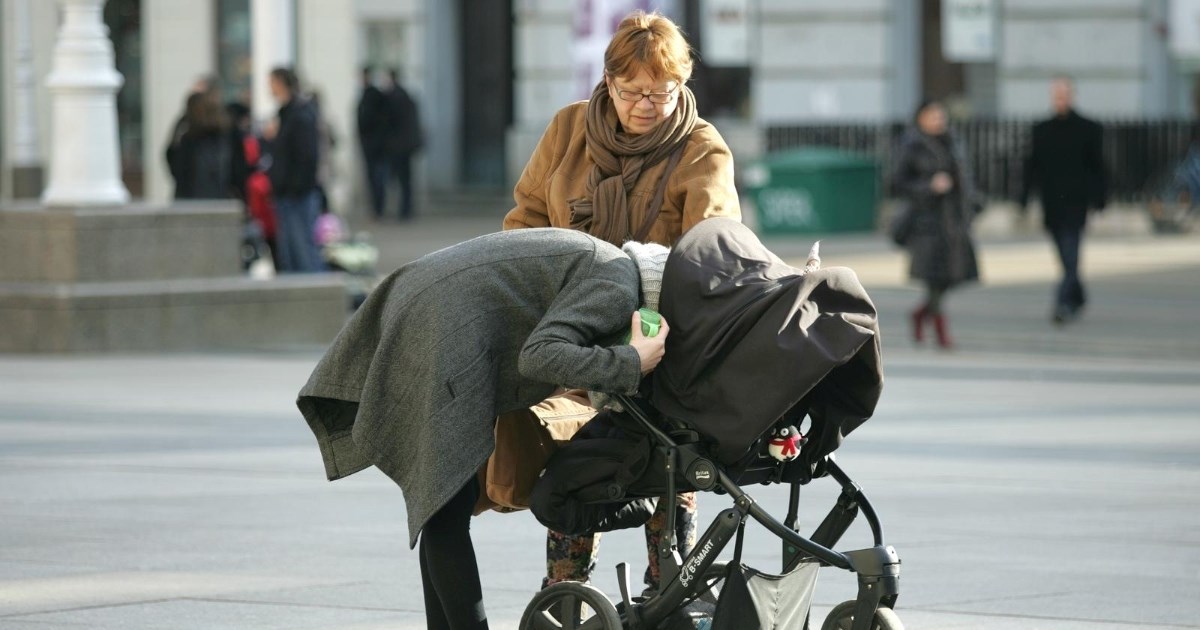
746, 147, 879, 234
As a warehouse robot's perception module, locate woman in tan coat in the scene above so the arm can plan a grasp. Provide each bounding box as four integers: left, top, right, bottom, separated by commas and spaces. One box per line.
503, 10, 741, 593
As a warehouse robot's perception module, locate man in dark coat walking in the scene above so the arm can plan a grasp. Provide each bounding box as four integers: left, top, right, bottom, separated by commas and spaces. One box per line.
356, 67, 390, 220
1021, 77, 1108, 324
385, 68, 422, 221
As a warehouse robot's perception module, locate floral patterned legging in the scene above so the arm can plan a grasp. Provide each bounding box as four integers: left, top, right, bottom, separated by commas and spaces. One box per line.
544, 492, 698, 590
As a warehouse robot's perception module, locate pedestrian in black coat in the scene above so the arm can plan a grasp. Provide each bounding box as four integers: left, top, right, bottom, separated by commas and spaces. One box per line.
385, 68, 422, 221
1020, 77, 1108, 324
264, 67, 323, 273
891, 99, 981, 349
356, 67, 391, 219
165, 85, 234, 200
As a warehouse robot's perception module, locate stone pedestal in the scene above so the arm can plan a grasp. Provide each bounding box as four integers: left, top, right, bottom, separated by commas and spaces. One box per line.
0, 202, 347, 352
251, 0, 295, 120
4, 0, 45, 199
40, 0, 129, 206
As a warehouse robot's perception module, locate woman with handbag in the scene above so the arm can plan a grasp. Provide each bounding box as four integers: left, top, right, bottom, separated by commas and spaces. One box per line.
297, 228, 669, 630
891, 99, 981, 349
503, 10, 741, 594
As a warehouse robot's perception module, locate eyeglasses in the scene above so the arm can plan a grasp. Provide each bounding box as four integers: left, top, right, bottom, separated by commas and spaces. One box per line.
612, 85, 678, 105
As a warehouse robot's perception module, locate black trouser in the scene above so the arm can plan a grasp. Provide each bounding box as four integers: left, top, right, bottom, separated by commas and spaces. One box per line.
1050, 224, 1086, 311
420, 478, 489, 630
364, 152, 389, 218
393, 152, 414, 220
921, 282, 949, 315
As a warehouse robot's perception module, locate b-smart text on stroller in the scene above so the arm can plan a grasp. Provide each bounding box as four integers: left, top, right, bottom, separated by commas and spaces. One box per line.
679, 539, 715, 588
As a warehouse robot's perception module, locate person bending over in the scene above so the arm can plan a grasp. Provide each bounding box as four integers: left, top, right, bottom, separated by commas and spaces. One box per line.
297, 228, 669, 630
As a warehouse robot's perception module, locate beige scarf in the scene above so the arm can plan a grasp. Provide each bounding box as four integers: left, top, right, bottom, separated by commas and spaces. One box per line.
569, 80, 698, 245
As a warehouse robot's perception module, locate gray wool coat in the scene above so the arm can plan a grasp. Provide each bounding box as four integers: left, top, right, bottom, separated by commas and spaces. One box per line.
297, 228, 643, 547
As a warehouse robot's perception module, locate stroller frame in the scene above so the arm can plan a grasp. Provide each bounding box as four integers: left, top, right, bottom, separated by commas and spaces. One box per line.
538, 394, 901, 630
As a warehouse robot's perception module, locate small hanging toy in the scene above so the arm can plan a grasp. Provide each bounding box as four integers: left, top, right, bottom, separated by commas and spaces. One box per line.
767, 425, 805, 462
803, 241, 821, 274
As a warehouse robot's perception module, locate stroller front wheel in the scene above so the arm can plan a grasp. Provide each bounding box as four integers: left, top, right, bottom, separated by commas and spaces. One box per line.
820, 600, 904, 630
520, 581, 622, 630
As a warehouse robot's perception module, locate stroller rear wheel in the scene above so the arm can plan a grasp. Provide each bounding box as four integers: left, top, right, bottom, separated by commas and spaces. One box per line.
519, 581, 622, 630
820, 600, 904, 630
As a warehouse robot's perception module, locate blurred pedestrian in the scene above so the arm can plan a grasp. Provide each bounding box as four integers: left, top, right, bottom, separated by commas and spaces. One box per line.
385, 68, 422, 221
1020, 77, 1107, 324
164, 75, 215, 198
227, 102, 253, 202
892, 99, 981, 349
165, 79, 234, 200
228, 101, 281, 271
504, 10, 740, 594
309, 89, 340, 215
264, 66, 324, 273
357, 66, 391, 220
167, 75, 215, 138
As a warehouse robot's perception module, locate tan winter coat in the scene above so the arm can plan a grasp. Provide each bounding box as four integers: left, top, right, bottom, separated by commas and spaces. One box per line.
504, 101, 741, 246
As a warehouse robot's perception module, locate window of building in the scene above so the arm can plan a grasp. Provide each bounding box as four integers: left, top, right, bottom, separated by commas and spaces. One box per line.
364, 20, 406, 69
104, 0, 143, 197
217, 0, 252, 107
924, 0, 999, 119
683, 0, 752, 120
460, 0, 513, 188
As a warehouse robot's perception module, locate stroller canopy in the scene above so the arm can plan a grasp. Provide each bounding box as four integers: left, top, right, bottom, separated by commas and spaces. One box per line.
649, 218, 883, 465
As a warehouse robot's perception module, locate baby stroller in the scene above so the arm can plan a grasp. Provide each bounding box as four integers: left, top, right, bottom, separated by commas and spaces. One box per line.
1147, 143, 1200, 234
523, 219, 902, 630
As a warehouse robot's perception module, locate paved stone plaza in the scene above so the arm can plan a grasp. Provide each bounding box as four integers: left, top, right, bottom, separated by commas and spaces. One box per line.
2, 212, 1198, 629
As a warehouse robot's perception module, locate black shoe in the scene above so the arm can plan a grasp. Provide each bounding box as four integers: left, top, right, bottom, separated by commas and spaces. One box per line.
1052, 305, 1078, 325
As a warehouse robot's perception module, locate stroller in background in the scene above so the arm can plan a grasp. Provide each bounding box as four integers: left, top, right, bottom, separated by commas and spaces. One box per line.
1147, 143, 1200, 234
320, 224, 381, 310
523, 219, 903, 630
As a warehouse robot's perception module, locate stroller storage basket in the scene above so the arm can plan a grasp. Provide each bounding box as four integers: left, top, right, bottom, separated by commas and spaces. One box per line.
710, 562, 820, 630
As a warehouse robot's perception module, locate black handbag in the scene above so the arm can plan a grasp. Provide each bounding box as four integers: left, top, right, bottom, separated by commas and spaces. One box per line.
888, 201, 915, 247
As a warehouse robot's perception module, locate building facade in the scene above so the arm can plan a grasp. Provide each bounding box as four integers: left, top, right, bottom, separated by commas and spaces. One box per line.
0, 0, 427, 209
1, 0, 1195, 207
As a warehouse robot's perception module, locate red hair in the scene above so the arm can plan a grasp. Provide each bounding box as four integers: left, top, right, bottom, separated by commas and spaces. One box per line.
604, 11, 693, 84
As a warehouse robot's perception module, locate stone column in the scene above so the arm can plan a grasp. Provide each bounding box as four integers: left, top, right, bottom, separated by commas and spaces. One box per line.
40, 0, 129, 207
142, 0, 216, 204
424, 0, 461, 191
4, 0, 44, 199
251, 0, 295, 121
296, 0, 355, 216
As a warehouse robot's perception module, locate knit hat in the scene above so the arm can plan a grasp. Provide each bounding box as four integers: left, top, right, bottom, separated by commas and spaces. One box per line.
589, 241, 670, 412
621, 241, 670, 311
